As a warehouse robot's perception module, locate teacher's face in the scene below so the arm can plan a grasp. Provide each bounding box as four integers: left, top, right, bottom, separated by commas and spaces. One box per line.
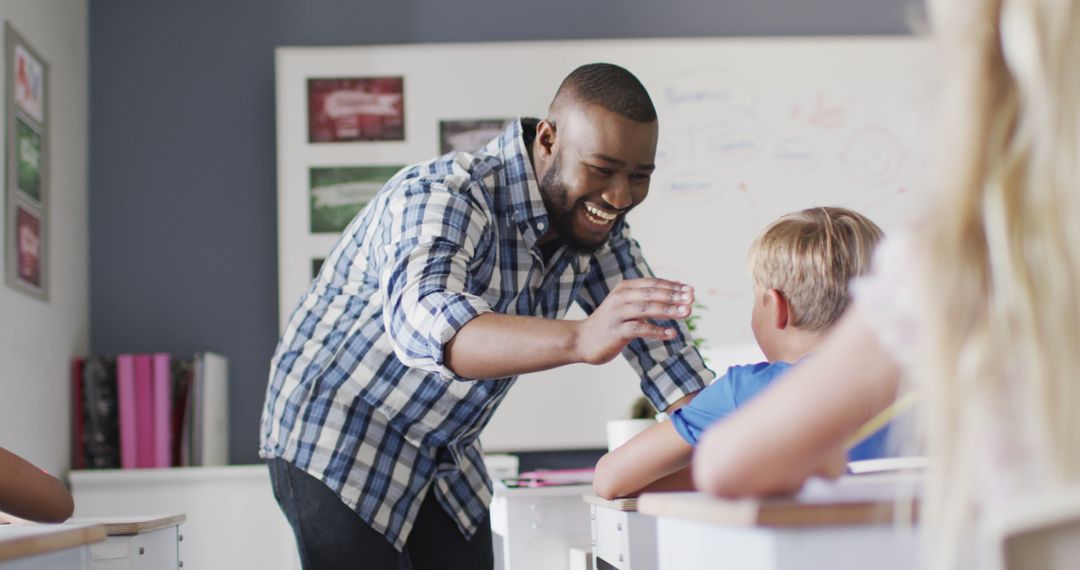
537, 104, 657, 253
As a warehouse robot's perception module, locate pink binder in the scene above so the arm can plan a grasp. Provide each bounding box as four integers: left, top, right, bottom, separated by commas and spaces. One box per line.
134, 354, 154, 468
152, 353, 173, 467
116, 354, 138, 469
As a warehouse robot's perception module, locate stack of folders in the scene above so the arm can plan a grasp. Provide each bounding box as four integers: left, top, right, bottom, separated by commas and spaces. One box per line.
71, 352, 229, 469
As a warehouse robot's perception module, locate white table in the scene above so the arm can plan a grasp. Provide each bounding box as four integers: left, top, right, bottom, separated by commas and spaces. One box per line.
638, 474, 922, 570
490, 483, 592, 570
584, 495, 657, 570
0, 524, 106, 570
70, 466, 298, 570
70, 514, 185, 570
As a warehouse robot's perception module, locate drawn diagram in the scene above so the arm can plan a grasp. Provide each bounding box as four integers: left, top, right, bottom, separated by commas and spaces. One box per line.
771, 138, 820, 176
839, 126, 906, 187
806, 93, 850, 129
660, 68, 757, 126
702, 120, 770, 166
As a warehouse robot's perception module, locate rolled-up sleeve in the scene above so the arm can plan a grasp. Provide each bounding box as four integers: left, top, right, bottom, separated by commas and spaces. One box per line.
575, 221, 715, 411
380, 181, 492, 380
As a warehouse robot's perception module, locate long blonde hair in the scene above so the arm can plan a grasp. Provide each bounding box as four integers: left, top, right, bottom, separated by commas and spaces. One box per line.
919, 0, 1080, 567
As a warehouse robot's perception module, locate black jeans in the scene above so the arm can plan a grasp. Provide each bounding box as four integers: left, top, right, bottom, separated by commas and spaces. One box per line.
267, 458, 494, 570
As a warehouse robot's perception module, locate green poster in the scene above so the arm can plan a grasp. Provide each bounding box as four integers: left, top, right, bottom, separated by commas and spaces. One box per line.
15, 117, 40, 202
309, 165, 402, 233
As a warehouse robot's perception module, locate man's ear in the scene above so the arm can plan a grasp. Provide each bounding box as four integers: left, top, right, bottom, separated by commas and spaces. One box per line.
535, 119, 557, 159
768, 289, 790, 330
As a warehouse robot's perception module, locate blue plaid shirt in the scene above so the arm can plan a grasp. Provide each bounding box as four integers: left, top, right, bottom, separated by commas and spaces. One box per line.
260, 118, 712, 550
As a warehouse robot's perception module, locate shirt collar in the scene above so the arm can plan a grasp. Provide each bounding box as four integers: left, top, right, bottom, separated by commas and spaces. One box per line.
489, 117, 549, 246
487, 117, 592, 272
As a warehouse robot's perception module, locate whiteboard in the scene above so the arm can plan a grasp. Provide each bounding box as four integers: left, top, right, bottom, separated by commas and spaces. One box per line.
275, 37, 938, 452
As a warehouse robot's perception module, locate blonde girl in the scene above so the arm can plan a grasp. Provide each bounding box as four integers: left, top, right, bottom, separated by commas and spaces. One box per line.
692, 0, 1080, 567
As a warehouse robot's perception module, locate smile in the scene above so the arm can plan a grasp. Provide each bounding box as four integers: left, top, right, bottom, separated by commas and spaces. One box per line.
583, 203, 618, 226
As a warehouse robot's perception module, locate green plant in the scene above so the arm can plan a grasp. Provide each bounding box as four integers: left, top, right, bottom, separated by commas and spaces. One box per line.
685, 302, 708, 352
629, 396, 657, 419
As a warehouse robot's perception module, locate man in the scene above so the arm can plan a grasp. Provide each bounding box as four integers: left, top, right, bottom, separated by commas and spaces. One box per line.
261, 63, 712, 569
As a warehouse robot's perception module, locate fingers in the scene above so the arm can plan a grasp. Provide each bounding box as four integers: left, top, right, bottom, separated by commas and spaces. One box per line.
615, 289, 693, 321
591, 278, 696, 345
636, 301, 690, 317
623, 319, 678, 341
620, 278, 693, 297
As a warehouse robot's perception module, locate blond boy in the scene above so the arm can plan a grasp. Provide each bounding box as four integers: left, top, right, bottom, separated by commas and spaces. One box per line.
593, 206, 885, 499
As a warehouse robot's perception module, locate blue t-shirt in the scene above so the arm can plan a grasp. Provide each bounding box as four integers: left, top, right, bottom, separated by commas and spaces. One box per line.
670, 361, 892, 462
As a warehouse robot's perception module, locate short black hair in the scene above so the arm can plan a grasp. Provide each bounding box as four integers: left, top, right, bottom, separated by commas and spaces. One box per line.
553, 63, 657, 123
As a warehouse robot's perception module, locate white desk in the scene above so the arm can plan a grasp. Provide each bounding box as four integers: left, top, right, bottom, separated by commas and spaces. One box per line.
584, 496, 657, 570
490, 483, 593, 570
70, 514, 185, 570
638, 475, 921, 570
0, 524, 106, 570
71, 466, 299, 570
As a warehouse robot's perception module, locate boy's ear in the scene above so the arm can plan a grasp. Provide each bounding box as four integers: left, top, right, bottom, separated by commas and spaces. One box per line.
768, 289, 790, 330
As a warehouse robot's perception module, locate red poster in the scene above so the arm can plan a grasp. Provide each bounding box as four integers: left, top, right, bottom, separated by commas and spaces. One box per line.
15, 205, 41, 287
308, 77, 405, 143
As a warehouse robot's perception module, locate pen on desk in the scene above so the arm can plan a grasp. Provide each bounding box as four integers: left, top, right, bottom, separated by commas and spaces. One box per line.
844, 392, 917, 451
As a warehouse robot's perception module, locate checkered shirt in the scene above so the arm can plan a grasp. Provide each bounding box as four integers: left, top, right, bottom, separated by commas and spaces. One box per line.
259, 118, 712, 550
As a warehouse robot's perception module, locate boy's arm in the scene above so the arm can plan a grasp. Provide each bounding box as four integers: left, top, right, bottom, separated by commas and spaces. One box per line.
637, 466, 694, 494
593, 420, 694, 499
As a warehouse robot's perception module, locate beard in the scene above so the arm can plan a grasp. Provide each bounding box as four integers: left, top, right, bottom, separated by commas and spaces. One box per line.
538, 153, 611, 255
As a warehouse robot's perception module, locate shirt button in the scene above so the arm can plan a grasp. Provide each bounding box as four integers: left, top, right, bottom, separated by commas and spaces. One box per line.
537, 222, 545, 230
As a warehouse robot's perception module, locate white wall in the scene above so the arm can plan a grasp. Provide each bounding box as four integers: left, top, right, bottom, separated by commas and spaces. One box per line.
0, 0, 88, 477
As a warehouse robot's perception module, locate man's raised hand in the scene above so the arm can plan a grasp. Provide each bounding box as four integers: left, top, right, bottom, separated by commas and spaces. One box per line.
575, 278, 694, 365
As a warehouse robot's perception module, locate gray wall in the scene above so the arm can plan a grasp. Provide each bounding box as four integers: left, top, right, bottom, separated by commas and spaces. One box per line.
89, 0, 920, 464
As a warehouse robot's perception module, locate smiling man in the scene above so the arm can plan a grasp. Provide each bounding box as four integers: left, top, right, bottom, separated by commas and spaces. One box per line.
260, 63, 712, 570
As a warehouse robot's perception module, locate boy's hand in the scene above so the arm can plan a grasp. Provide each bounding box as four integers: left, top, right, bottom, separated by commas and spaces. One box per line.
575, 278, 693, 365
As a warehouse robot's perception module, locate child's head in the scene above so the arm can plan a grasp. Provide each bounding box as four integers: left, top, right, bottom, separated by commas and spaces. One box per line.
746, 206, 883, 361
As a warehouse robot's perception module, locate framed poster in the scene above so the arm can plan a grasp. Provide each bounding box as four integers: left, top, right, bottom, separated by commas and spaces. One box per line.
5, 23, 49, 300
307, 77, 404, 143
309, 165, 402, 233
438, 118, 510, 154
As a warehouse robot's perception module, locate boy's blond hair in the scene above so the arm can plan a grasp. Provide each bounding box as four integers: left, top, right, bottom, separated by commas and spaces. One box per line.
747, 206, 883, 332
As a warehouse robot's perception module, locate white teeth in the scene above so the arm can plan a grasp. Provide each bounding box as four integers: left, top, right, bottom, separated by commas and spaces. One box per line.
584, 203, 617, 223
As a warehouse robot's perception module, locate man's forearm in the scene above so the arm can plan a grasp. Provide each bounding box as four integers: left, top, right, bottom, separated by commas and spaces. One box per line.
444, 313, 583, 379
443, 277, 695, 380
